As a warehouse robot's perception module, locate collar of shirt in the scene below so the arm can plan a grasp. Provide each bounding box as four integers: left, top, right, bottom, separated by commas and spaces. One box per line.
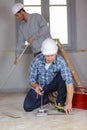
41, 54, 57, 64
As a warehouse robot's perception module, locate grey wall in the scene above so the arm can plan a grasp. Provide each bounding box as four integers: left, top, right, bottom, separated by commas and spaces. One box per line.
0, 0, 87, 92
68, 0, 87, 87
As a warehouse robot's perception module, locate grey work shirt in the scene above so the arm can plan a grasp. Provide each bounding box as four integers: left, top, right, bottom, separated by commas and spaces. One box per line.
16, 13, 51, 57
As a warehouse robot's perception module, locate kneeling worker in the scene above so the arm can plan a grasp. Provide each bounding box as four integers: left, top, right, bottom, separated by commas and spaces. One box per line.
23, 38, 74, 114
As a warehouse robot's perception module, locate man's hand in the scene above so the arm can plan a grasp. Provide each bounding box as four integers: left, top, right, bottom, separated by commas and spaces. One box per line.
31, 82, 43, 96
27, 36, 35, 44
64, 103, 72, 114
65, 83, 74, 114
35, 85, 43, 95
14, 57, 19, 64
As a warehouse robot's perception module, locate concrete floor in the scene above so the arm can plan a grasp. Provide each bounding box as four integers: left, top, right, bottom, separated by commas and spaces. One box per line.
0, 93, 87, 130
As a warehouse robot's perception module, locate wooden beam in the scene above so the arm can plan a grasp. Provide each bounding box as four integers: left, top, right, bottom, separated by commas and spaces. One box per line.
56, 39, 83, 87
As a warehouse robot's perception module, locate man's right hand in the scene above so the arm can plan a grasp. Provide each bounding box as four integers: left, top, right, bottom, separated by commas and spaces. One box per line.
31, 83, 43, 95
35, 85, 43, 95
14, 57, 19, 64
27, 36, 35, 44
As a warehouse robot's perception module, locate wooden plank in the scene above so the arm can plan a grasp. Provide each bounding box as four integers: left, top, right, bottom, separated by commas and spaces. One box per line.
56, 39, 83, 87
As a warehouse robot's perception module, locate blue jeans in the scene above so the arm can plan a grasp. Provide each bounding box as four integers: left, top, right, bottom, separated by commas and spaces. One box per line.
23, 72, 66, 111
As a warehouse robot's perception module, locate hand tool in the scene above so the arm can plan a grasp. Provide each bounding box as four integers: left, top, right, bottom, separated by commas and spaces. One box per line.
36, 90, 48, 117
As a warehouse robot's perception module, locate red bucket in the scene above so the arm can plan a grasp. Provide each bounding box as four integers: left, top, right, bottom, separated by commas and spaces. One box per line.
72, 92, 87, 110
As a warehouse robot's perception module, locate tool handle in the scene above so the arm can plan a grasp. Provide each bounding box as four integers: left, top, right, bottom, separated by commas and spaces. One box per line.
41, 94, 43, 109
18, 44, 30, 61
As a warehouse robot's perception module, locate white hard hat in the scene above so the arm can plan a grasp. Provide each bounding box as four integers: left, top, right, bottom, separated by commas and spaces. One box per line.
41, 38, 58, 55
12, 3, 24, 15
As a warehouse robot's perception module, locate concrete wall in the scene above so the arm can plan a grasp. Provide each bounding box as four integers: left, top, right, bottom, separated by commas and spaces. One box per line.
0, 0, 87, 92
68, 0, 87, 87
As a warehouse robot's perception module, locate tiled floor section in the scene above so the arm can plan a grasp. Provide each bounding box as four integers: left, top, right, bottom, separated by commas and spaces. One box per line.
0, 93, 87, 130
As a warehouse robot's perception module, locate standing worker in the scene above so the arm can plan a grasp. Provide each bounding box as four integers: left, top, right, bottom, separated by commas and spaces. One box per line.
12, 3, 51, 64
23, 38, 74, 114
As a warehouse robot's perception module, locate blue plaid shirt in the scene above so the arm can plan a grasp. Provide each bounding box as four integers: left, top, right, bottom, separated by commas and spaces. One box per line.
28, 54, 73, 88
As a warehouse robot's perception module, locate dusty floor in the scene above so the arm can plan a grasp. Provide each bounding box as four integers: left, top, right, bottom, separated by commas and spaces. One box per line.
0, 93, 87, 130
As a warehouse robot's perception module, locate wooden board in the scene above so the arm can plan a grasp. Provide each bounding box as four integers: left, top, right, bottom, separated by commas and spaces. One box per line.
56, 39, 82, 87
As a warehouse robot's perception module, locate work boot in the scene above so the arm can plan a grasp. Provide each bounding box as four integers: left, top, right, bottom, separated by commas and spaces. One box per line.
55, 102, 65, 113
